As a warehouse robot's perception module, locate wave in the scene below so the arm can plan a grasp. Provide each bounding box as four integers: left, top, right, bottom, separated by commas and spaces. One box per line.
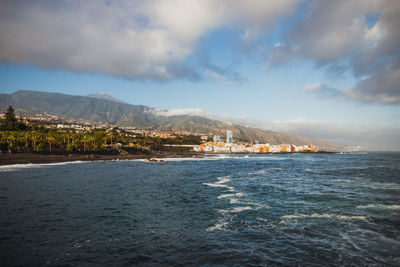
217, 192, 244, 199
291, 177, 312, 181
304, 168, 321, 174
339, 152, 368, 155
249, 202, 271, 210
146, 157, 212, 162
217, 205, 253, 214
216, 176, 231, 184
207, 222, 229, 231
231, 206, 252, 213
202, 183, 233, 190
144, 155, 241, 162
249, 169, 267, 175
257, 217, 268, 222
281, 213, 366, 220
357, 204, 400, 210
0, 160, 89, 172
203, 176, 235, 191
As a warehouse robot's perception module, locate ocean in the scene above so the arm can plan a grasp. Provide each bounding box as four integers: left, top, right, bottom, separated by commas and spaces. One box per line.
0, 152, 399, 266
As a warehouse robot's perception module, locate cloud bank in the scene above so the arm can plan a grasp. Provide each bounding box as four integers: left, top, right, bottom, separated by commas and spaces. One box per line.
1, 0, 398, 104
269, 0, 400, 104
0, 0, 299, 80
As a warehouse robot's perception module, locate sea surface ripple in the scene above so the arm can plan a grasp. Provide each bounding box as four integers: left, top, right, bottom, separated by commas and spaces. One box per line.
0, 152, 399, 265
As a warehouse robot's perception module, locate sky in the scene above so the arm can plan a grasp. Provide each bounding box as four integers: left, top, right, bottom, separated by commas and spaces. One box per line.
0, 0, 399, 150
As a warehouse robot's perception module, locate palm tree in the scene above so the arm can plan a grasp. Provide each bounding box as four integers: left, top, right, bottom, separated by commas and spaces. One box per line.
31, 132, 40, 151
25, 132, 30, 150
7, 132, 15, 152
47, 134, 56, 152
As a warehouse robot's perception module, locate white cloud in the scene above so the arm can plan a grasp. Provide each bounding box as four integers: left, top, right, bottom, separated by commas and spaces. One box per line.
303, 83, 323, 92
151, 108, 205, 117
0, 0, 301, 80
204, 70, 235, 85
268, 0, 400, 104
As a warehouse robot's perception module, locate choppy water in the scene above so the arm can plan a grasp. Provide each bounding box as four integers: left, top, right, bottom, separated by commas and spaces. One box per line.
0, 152, 399, 266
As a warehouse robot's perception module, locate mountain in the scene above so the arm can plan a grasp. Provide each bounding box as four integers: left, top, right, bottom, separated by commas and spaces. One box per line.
0, 90, 347, 150
84, 92, 127, 104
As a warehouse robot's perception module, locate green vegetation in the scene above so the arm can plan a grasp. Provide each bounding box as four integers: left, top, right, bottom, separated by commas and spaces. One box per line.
1, 105, 26, 131
0, 106, 202, 154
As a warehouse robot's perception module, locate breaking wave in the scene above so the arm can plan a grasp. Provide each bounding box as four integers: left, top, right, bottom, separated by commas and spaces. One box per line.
281, 213, 366, 221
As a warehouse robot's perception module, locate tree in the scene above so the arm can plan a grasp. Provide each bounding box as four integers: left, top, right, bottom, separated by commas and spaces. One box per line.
47, 133, 56, 152
94, 131, 106, 150
4, 106, 17, 130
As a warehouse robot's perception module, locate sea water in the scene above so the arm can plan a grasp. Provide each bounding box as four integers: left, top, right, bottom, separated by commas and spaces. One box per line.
0, 152, 399, 265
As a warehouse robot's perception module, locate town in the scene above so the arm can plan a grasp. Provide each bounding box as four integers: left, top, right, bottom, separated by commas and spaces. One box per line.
0, 106, 318, 154
193, 130, 317, 153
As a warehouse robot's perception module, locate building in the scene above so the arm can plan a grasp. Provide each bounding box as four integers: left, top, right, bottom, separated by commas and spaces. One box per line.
226, 130, 233, 144
213, 135, 221, 142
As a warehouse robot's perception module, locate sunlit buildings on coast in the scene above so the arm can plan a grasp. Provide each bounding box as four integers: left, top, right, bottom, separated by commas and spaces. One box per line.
226, 130, 233, 144
193, 142, 318, 153
193, 130, 318, 153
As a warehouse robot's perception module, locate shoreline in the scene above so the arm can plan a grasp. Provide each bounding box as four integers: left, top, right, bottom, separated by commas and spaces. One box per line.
0, 151, 337, 166
0, 152, 201, 166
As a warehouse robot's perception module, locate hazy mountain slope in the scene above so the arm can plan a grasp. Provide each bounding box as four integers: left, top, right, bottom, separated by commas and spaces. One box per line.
85, 92, 128, 104
0, 90, 345, 150
0, 90, 157, 127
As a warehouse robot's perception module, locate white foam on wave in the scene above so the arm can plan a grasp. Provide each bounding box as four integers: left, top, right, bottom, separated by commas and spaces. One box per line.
357, 204, 400, 210
257, 217, 268, 222
0, 160, 89, 172
250, 202, 271, 210
292, 177, 312, 181
217, 206, 253, 213
144, 155, 239, 162
304, 168, 320, 173
281, 213, 366, 220
216, 176, 231, 184
231, 206, 252, 213
207, 222, 228, 231
202, 176, 235, 191
250, 169, 267, 175
147, 157, 209, 162
285, 200, 307, 204
202, 183, 233, 189
217, 209, 230, 214
217, 192, 244, 199
356, 181, 400, 190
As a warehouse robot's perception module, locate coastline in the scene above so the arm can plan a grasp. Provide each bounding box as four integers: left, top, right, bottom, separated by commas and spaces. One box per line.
0, 151, 336, 166
0, 151, 202, 166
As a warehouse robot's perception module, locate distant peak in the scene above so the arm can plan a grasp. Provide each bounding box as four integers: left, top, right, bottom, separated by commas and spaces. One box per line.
84, 92, 128, 104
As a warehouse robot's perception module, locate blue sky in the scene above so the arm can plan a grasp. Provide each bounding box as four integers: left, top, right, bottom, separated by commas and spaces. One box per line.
0, 0, 399, 150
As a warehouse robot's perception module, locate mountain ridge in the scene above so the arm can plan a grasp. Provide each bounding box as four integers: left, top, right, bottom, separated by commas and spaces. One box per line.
84, 92, 128, 104
0, 90, 349, 150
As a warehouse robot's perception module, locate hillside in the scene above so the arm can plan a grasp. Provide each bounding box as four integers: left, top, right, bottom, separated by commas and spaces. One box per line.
0, 90, 346, 150
85, 92, 128, 104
